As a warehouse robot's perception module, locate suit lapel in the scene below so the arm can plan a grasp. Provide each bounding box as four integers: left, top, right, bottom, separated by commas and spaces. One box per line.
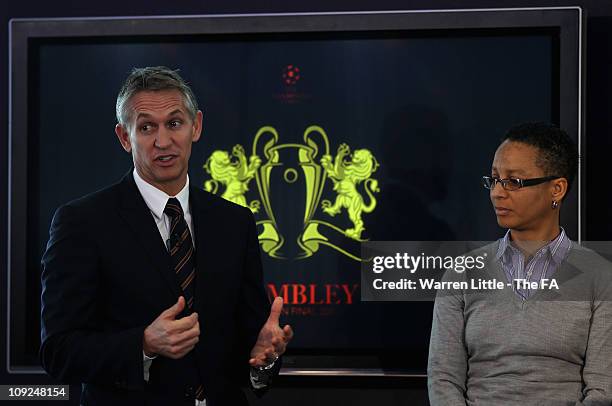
189, 186, 217, 313
116, 171, 183, 299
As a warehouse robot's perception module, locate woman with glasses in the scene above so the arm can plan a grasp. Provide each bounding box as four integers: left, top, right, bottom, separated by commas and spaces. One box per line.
428, 122, 612, 405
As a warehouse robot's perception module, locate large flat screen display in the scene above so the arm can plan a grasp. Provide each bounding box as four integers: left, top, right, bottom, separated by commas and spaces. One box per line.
8, 8, 583, 374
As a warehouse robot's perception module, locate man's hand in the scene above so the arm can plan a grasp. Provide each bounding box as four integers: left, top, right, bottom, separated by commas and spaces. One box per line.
143, 296, 200, 359
249, 297, 294, 368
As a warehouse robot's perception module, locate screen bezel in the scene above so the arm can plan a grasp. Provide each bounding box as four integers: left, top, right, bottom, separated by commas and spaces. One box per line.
8, 8, 584, 375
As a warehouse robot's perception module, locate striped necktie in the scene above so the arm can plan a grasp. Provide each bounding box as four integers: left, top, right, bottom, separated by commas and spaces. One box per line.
164, 198, 196, 310
164, 198, 205, 401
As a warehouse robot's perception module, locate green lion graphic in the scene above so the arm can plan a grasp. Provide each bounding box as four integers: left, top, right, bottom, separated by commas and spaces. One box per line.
203, 145, 262, 213
320, 143, 380, 240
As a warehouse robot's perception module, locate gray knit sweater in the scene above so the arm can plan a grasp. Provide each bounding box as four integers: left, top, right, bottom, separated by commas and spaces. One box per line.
428, 243, 612, 406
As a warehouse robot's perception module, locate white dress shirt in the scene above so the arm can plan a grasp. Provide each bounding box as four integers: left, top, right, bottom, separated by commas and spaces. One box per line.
133, 168, 194, 247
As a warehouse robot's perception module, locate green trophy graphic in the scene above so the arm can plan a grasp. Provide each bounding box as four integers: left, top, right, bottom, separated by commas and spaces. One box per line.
203, 125, 380, 261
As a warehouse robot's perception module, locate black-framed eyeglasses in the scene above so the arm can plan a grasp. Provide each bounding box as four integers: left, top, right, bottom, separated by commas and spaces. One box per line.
481, 175, 560, 191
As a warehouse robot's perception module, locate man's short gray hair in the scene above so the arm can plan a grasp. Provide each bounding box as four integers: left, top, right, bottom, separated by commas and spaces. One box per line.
115, 66, 199, 127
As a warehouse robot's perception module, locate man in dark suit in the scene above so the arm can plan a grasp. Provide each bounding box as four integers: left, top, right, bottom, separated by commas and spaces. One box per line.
40, 66, 293, 405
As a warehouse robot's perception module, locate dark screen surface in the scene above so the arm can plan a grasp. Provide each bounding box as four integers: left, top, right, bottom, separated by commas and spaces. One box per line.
22, 30, 565, 370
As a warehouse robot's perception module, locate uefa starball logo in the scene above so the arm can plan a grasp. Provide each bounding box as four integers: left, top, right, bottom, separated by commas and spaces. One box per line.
274, 64, 309, 104
282, 65, 301, 86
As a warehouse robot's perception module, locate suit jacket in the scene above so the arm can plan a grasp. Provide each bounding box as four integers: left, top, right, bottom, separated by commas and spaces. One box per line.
40, 170, 279, 405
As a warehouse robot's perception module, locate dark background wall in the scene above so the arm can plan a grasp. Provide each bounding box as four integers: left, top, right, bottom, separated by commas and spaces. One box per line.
1, 1, 611, 405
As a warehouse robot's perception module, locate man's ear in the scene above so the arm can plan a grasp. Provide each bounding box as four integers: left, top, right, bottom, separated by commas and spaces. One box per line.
191, 110, 203, 143
115, 123, 132, 153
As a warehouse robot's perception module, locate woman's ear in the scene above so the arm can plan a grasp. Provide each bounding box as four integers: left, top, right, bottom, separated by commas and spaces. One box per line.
551, 177, 568, 203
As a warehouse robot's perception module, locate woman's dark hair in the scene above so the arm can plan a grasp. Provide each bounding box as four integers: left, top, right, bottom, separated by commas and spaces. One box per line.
502, 122, 578, 199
